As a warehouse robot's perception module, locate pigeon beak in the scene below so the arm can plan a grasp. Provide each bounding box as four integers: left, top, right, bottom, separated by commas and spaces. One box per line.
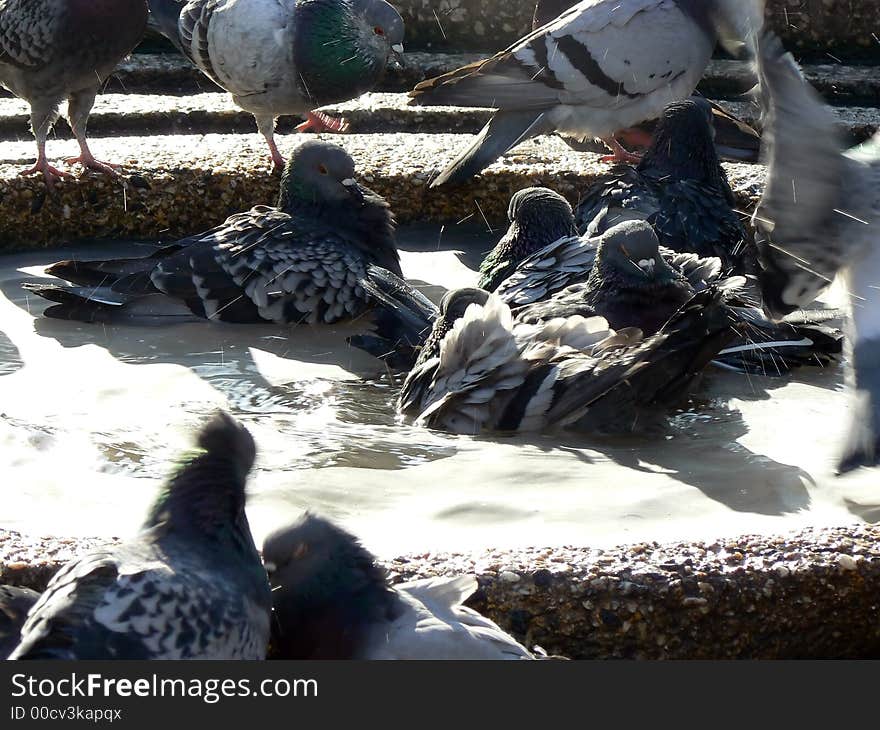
390, 44, 406, 68
342, 177, 365, 205
638, 258, 656, 276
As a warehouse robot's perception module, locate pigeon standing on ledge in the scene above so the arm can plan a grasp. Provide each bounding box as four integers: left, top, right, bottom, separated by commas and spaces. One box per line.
148, 0, 405, 170
8, 413, 271, 659
24, 141, 415, 328
753, 32, 880, 472
531, 0, 761, 163
409, 0, 761, 186
263, 513, 536, 659
0, 0, 149, 184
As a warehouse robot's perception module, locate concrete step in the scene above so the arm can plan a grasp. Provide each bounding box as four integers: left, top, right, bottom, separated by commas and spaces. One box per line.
1, 92, 875, 146
0, 132, 767, 249
5, 53, 871, 106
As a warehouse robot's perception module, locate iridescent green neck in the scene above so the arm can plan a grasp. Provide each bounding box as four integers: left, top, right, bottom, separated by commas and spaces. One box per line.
294, 0, 385, 107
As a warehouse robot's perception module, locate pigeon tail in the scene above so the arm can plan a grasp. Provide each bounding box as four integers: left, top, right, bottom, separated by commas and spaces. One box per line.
347, 266, 439, 370
430, 111, 554, 188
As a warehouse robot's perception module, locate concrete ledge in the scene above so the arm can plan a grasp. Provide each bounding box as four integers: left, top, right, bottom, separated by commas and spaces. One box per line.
394, 0, 880, 60
41, 54, 879, 106
1, 93, 875, 144
3, 524, 878, 659
0, 133, 767, 249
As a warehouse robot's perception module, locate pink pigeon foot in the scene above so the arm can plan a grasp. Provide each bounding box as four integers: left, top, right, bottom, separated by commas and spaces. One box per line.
19, 158, 75, 187
616, 127, 655, 150
64, 152, 121, 177
294, 110, 350, 134
599, 136, 643, 165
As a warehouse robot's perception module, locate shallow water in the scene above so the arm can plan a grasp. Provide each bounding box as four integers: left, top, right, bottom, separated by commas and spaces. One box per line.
1, 227, 877, 558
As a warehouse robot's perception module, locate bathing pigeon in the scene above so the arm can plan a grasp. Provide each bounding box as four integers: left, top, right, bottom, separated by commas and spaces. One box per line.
478, 187, 578, 293
513, 220, 843, 374
752, 31, 880, 472
8, 412, 271, 659
263, 512, 535, 659
530, 0, 761, 163
575, 98, 755, 275
0, 0, 149, 184
398, 285, 741, 435
409, 0, 761, 186
0, 585, 39, 658
148, 0, 405, 170
24, 141, 412, 328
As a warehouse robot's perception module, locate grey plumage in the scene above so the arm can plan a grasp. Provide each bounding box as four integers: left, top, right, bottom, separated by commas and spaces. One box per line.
410, 0, 761, 186
8, 412, 271, 660
0, 0, 149, 183
398, 284, 741, 435
753, 31, 880, 472
575, 98, 755, 275
263, 513, 535, 659
148, 0, 404, 168
0, 585, 40, 658
24, 141, 405, 327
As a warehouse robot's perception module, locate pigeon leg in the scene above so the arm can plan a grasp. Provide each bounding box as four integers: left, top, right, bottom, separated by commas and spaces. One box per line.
616, 127, 655, 150
255, 113, 286, 172
598, 136, 643, 165
294, 111, 350, 135
20, 102, 72, 186
64, 89, 121, 176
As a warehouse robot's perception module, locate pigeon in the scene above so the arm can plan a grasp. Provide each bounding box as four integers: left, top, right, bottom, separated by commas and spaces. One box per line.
409, 0, 761, 186
752, 31, 880, 472
478, 187, 578, 293
574, 98, 756, 275
512, 220, 843, 374
263, 512, 535, 659
0, 585, 40, 658
530, 0, 761, 163
397, 284, 741, 435
23, 141, 421, 329
8, 412, 271, 659
148, 0, 405, 170
0, 0, 149, 184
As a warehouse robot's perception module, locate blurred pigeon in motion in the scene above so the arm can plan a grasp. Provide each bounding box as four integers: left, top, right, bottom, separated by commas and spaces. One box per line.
263, 512, 535, 659
575, 98, 756, 274
24, 141, 431, 336
0, 585, 39, 658
530, 0, 761, 163
409, 0, 761, 186
398, 285, 741, 435
752, 31, 880, 472
0, 0, 149, 184
148, 0, 405, 170
478, 187, 578, 293
513, 220, 843, 374
8, 412, 271, 659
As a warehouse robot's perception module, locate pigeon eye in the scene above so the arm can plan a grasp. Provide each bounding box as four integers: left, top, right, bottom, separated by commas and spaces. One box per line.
317, 164, 328, 175
373, 26, 384, 36
292, 543, 309, 559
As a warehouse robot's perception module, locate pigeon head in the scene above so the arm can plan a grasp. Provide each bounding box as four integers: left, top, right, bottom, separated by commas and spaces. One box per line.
638, 99, 731, 193
143, 412, 258, 550
440, 287, 491, 321
263, 513, 398, 657
279, 141, 364, 209
595, 221, 677, 283
358, 0, 405, 61
478, 187, 576, 290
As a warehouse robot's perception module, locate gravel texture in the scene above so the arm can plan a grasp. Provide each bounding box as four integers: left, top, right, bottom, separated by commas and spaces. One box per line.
3, 524, 878, 659
0, 132, 767, 249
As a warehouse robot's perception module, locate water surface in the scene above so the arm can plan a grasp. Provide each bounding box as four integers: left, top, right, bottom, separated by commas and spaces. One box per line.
1, 227, 876, 558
